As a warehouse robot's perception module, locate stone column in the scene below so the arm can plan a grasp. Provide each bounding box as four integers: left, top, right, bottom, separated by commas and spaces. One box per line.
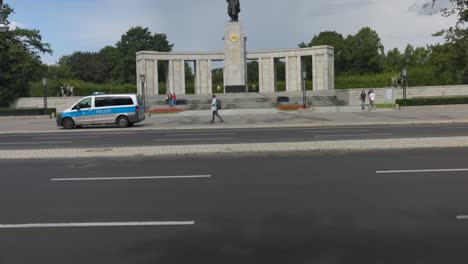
224, 22, 246, 93
180, 60, 186, 95
172, 60, 182, 94
328, 52, 335, 90
145, 60, 155, 96
285, 57, 290, 92
312, 55, 317, 91
315, 54, 325, 91
270, 57, 275, 92
287, 56, 298, 92
136, 60, 143, 95
208, 60, 213, 94
195, 60, 201, 94
297, 56, 302, 92
199, 60, 209, 94
259, 58, 263, 92
154, 60, 159, 95
168, 60, 174, 93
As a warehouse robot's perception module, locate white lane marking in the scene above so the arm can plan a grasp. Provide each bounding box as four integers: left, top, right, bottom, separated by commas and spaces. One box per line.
0, 221, 195, 229
0, 141, 73, 145
304, 129, 370, 133
51, 175, 212, 181
377, 168, 468, 174
315, 133, 392, 138
165, 133, 236, 137
440, 127, 468, 130
32, 136, 98, 140
154, 138, 233, 142
456, 215, 468, 220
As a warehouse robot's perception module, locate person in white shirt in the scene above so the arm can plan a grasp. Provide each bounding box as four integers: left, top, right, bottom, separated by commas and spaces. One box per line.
211, 95, 224, 123
369, 90, 376, 111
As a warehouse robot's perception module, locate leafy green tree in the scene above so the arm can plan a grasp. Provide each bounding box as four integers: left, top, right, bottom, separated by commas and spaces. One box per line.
62, 51, 109, 83
114, 27, 173, 84
0, 4, 52, 106
300, 31, 347, 74
385, 48, 402, 72
346, 27, 385, 74
433, 0, 467, 82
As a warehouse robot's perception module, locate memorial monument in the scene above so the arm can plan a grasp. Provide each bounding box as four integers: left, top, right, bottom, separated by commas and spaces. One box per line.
224, 0, 246, 93
136, 1, 334, 96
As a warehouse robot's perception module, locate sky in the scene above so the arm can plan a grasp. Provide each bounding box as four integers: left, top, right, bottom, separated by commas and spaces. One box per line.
5, 0, 457, 64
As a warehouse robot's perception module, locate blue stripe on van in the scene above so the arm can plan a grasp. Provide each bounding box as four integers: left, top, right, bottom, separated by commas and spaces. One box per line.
62, 106, 137, 119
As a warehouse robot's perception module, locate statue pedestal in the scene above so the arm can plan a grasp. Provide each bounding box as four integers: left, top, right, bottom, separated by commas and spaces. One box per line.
224, 22, 246, 93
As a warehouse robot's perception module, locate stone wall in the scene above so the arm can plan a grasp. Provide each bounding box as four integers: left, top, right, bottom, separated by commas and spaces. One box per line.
336, 85, 468, 105
12, 85, 468, 110
12, 97, 82, 112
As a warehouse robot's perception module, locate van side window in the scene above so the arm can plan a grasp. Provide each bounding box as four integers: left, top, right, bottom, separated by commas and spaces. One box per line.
95, 97, 134, 108
74, 98, 91, 110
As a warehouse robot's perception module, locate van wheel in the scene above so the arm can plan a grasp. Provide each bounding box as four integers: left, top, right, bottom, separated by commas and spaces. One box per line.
117, 116, 129, 128
63, 118, 75, 129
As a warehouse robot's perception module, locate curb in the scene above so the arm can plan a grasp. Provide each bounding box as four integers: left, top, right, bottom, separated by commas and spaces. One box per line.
2, 119, 468, 135
1, 136, 468, 160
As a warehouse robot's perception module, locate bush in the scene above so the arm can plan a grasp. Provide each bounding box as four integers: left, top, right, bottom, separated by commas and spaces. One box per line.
29, 80, 136, 97
0, 108, 56, 116
335, 66, 462, 90
396, 97, 468, 106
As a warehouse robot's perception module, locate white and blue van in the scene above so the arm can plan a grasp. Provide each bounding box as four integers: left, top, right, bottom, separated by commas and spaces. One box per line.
56, 94, 145, 129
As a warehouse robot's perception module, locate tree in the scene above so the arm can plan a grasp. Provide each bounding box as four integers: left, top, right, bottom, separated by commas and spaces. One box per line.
346, 27, 385, 74
432, 0, 467, 82
300, 31, 347, 75
114, 27, 173, 84
0, 4, 52, 106
62, 51, 109, 83
385, 48, 402, 72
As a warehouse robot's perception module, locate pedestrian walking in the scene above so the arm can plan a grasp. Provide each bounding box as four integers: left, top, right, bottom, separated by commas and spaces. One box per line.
166, 92, 173, 107
210, 95, 224, 123
172, 92, 177, 106
369, 90, 376, 111
359, 90, 367, 111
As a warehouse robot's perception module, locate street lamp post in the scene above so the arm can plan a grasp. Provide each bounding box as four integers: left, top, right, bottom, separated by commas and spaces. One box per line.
42, 78, 48, 115
402, 68, 407, 107
140, 74, 146, 110
302, 70, 307, 109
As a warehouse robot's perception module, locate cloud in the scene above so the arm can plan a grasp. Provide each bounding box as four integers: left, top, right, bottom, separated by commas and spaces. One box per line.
35, 0, 458, 63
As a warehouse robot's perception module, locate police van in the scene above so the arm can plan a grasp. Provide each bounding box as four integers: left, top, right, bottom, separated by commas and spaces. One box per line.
56, 94, 145, 129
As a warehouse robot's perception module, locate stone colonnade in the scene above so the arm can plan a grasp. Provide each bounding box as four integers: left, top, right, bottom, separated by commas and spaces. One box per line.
136, 46, 334, 96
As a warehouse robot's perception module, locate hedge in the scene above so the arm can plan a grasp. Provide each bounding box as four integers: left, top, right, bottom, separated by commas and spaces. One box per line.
396, 97, 468, 106
0, 108, 56, 116
29, 80, 136, 97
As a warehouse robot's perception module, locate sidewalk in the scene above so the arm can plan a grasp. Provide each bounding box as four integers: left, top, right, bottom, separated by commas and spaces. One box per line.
1, 105, 468, 134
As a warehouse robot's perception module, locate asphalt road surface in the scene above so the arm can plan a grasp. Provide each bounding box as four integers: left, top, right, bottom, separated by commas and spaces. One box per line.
1, 124, 468, 150
2, 149, 468, 263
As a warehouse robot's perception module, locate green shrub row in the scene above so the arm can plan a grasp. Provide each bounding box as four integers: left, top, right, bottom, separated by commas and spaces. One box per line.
336, 67, 463, 90
0, 108, 56, 116
396, 97, 468, 106
29, 80, 136, 97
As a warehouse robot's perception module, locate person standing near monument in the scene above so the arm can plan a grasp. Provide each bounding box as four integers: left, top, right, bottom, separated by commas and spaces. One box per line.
359, 90, 367, 111
210, 95, 224, 123
227, 0, 241, 22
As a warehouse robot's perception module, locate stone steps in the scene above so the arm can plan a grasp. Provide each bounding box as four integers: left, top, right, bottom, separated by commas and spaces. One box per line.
145, 93, 346, 110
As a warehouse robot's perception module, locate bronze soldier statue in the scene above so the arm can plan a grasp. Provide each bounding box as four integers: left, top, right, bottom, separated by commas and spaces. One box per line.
227, 0, 240, 22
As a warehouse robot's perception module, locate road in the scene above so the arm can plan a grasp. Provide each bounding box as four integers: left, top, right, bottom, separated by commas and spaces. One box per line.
2, 149, 468, 263
1, 124, 468, 150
